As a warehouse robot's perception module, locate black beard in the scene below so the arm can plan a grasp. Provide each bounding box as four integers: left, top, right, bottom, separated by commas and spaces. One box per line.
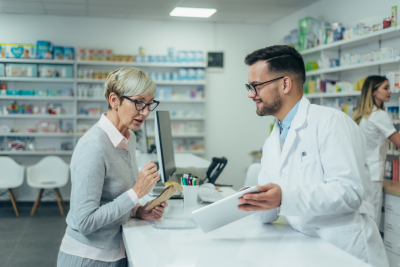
256, 86, 281, 116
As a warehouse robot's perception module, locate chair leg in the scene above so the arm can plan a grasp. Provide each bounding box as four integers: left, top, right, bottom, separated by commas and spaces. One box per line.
55, 188, 67, 211
54, 189, 64, 216
30, 189, 43, 216
8, 189, 19, 217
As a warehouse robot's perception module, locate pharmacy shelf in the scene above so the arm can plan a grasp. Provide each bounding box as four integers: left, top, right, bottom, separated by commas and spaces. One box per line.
0, 96, 75, 101
0, 132, 74, 137
0, 77, 74, 82
76, 60, 206, 68
76, 79, 205, 85
306, 57, 400, 77
0, 59, 75, 64
160, 99, 205, 103
147, 133, 205, 138
146, 117, 205, 120
300, 27, 400, 56
305, 91, 361, 99
175, 150, 205, 154
76, 115, 101, 119
0, 151, 73, 155
76, 97, 105, 102
0, 114, 75, 119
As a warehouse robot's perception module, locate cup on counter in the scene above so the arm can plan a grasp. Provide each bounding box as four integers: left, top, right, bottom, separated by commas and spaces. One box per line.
182, 185, 199, 207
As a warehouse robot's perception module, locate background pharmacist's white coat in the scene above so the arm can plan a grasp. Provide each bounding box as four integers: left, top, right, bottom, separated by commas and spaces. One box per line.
254, 97, 388, 267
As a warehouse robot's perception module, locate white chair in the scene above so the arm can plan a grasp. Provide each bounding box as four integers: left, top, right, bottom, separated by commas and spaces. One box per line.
27, 156, 69, 216
244, 163, 262, 187
0, 157, 24, 217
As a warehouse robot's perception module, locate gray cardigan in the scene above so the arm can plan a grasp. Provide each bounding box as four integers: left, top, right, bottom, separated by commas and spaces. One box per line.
66, 125, 139, 250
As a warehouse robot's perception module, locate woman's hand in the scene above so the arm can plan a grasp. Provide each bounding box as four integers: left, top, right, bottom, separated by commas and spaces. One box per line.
133, 161, 159, 199
137, 200, 168, 220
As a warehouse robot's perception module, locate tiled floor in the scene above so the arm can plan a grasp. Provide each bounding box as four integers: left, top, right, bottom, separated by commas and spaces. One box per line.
0, 201, 68, 267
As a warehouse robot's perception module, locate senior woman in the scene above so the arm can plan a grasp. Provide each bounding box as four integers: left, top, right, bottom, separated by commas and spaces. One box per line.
57, 67, 167, 267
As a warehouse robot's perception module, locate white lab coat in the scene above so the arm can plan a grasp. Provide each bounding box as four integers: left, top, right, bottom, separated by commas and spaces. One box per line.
255, 97, 388, 267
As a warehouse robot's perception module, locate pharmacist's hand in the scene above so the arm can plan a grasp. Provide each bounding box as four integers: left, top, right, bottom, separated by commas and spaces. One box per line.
133, 161, 159, 199
238, 183, 282, 211
137, 200, 168, 220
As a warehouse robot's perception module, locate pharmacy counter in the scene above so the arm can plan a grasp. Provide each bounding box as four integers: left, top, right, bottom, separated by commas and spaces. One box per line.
383, 179, 400, 197
122, 189, 369, 267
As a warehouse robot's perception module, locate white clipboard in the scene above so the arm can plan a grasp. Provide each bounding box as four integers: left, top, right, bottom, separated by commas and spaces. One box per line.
192, 186, 260, 233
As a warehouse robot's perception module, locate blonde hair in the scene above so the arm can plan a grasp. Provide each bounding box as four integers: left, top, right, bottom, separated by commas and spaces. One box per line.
105, 67, 156, 109
352, 75, 388, 125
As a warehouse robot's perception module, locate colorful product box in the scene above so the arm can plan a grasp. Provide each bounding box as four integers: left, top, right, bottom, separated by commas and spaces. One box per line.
393, 6, 398, 27
0, 44, 6, 58
63, 47, 74, 60
5, 44, 35, 59
36, 41, 52, 59
5, 64, 38, 77
38, 64, 73, 78
95, 49, 106, 61
53, 46, 64, 60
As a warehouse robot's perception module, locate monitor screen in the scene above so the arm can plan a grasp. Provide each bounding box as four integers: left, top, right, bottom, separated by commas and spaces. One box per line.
154, 111, 176, 183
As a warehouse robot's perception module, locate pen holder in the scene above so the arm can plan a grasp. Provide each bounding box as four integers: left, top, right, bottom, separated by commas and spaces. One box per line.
182, 185, 199, 207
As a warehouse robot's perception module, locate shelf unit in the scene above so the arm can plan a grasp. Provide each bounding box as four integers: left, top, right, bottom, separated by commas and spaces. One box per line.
0, 58, 207, 155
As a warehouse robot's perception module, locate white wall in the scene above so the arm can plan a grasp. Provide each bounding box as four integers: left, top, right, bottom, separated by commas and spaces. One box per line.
0, 14, 273, 201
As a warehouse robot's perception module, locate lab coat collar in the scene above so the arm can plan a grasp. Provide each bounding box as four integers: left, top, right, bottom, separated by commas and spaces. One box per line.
278, 96, 310, 171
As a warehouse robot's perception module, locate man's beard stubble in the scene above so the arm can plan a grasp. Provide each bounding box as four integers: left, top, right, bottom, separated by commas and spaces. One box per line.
256, 85, 282, 116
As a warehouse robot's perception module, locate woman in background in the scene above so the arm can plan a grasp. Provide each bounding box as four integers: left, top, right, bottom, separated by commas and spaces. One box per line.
352, 75, 400, 226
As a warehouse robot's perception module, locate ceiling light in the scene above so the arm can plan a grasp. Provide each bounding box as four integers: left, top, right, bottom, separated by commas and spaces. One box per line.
170, 7, 217, 18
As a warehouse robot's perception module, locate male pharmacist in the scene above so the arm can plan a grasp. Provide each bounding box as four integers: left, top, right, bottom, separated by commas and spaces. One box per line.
239, 45, 388, 267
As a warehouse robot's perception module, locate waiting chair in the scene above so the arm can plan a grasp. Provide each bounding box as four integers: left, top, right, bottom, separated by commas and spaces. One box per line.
244, 163, 262, 187
27, 156, 69, 216
0, 157, 24, 217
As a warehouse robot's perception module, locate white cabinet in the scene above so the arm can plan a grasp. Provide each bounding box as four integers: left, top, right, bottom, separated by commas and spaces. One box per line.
385, 194, 400, 267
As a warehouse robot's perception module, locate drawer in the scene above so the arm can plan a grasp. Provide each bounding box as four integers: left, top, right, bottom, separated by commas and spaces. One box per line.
387, 250, 400, 267
385, 212, 400, 235
386, 194, 400, 216
385, 231, 400, 255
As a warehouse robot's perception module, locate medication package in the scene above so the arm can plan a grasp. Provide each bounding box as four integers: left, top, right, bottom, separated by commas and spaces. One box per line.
144, 183, 183, 211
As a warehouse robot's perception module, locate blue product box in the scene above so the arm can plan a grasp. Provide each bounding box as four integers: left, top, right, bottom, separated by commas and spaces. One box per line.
38, 64, 73, 78
5, 64, 38, 77
53, 46, 64, 60
0, 63, 4, 77
20, 90, 34, 96
63, 47, 74, 60
6, 90, 20, 96
5, 44, 35, 59
36, 41, 52, 59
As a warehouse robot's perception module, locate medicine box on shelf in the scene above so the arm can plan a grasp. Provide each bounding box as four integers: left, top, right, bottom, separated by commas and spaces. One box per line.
5, 63, 38, 77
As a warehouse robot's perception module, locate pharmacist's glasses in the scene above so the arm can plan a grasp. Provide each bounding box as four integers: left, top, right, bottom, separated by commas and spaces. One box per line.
245, 76, 284, 95
122, 96, 160, 112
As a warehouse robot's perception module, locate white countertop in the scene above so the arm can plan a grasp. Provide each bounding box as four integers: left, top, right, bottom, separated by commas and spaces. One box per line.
122, 188, 369, 267
136, 153, 210, 170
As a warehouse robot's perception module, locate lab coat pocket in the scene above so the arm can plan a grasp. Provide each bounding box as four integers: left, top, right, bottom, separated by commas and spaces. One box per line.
316, 223, 368, 263
299, 153, 321, 184
299, 153, 318, 168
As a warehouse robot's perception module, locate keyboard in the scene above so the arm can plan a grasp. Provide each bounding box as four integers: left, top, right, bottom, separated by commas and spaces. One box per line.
198, 188, 224, 203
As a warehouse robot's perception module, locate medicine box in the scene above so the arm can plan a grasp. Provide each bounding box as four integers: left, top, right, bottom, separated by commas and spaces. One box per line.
63, 47, 74, 60
38, 64, 73, 78
0, 64, 4, 77
53, 46, 64, 60
5, 44, 35, 59
5, 64, 38, 77
36, 41, 53, 59
0, 44, 6, 58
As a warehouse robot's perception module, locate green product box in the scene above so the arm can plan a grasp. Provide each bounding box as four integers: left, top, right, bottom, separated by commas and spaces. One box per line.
298, 17, 316, 51
5, 64, 38, 77
392, 6, 397, 27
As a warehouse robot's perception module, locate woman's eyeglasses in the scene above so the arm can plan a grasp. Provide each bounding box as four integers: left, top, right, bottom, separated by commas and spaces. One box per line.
122, 96, 160, 111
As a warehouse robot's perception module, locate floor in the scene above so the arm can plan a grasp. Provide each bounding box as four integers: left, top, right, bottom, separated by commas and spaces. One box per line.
0, 201, 68, 267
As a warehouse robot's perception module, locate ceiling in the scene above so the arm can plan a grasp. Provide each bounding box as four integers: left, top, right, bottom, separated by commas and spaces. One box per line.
0, 0, 319, 24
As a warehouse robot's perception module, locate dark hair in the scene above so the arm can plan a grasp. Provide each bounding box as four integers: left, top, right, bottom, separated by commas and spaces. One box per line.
244, 45, 305, 86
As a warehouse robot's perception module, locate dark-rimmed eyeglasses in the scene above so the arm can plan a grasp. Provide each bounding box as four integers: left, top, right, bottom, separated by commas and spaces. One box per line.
245, 76, 284, 95
122, 96, 160, 111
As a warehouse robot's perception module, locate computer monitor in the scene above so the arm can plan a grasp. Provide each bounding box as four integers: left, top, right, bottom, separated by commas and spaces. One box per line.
154, 111, 176, 183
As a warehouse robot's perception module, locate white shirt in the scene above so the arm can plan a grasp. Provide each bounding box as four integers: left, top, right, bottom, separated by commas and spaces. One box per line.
359, 107, 396, 182
60, 114, 141, 262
